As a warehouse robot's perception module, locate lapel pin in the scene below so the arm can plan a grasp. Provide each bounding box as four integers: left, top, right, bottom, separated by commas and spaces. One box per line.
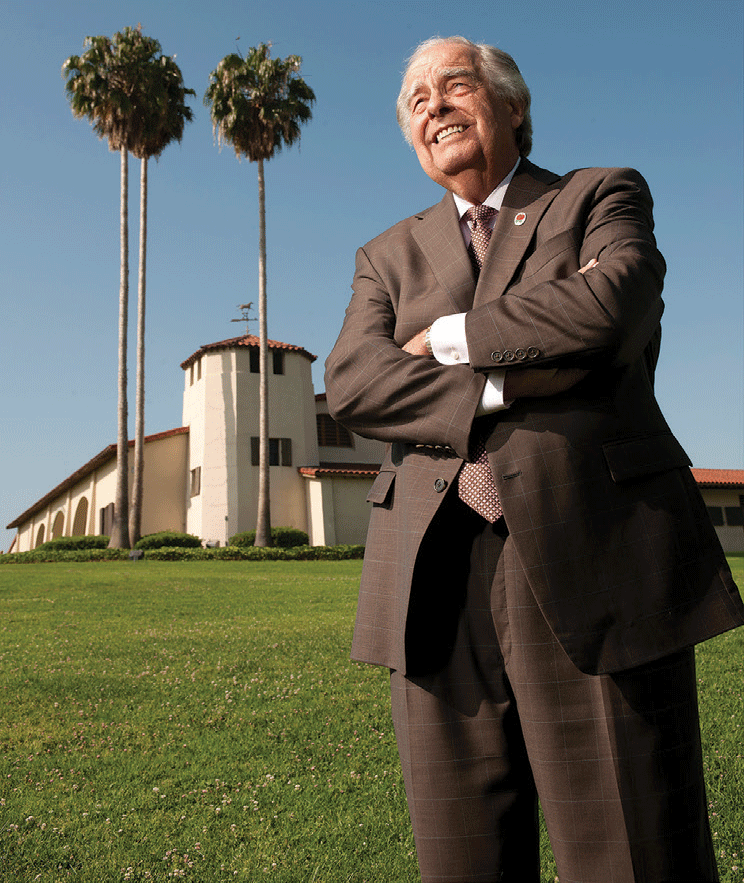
514, 212, 527, 226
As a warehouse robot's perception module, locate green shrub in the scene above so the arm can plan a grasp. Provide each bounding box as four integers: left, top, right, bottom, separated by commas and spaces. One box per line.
35, 535, 110, 551
229, 526, 310, 548
227, 531, 255, 547
143, 546, 212, 561
134, 531, 202, 550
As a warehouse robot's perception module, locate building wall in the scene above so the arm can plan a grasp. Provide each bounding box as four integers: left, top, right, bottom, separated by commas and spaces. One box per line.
183, 346, 320, 546
315, 396, 386, 465
303, 474, 375, 546
13, 461, 116, 553
140, 434, 188, 536
184, 352, 227, 545
330, 476, 375, 544
233, 347, 319, 538
11, 434, 187, 553
699, 487, 744, 553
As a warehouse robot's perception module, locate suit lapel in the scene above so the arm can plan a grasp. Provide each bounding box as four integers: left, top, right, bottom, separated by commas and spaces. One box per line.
411, 192, 476, 314
474, 160, 561, 308
409, 162, 563, 313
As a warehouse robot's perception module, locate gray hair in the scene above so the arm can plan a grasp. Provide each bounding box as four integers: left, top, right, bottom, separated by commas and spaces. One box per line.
396, 36, 532, 157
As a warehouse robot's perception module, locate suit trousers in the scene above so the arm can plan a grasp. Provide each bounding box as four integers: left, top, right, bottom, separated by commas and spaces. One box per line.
390, 495, 718, 883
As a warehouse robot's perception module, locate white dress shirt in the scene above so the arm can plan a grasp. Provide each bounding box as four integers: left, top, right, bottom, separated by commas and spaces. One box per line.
428, 159, 520, 415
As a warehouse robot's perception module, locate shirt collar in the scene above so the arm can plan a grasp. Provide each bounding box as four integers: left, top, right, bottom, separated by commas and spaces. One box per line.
452, 157, 521, 219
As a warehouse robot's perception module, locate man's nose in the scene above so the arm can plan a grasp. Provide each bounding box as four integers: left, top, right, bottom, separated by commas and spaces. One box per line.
426, 90, 450, 116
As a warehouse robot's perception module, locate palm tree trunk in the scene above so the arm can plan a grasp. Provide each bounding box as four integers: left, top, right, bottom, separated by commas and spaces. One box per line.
109, 145, 131, 549
254, 157, 272, 547
130, 156, 148, 545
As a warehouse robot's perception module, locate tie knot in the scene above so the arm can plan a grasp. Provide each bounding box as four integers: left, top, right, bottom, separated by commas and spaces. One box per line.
465, 204, 497, 228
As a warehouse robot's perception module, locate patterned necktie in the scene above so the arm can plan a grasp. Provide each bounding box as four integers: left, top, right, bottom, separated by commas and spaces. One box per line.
458, 204, 503, 522
465, 204, 497, 271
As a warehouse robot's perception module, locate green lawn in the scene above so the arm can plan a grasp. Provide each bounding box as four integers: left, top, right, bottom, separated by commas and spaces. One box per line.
1, 558, 742, 882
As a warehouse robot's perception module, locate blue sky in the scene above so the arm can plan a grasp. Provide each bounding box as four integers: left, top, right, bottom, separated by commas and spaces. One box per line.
2, 0, 742, 549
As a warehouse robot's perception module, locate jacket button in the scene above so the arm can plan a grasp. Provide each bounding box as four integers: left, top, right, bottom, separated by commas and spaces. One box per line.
490, 351, 503, 362
434, 478, 447, 493
527, 347, 540, 359
503, 350, 515, 362
515, 348, 527, 361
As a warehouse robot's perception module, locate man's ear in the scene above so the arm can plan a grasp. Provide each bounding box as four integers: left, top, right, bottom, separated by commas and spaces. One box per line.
509, 101, 525, 131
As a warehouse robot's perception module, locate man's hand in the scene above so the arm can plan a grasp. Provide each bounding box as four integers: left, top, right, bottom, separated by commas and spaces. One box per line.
402, 327, 430, 356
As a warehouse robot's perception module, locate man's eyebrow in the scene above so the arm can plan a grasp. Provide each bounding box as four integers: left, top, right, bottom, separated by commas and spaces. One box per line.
439, 66, 479, 81
405, 67, 478, 103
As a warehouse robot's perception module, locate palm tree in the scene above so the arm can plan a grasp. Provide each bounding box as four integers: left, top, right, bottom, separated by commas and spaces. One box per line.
128, 49, 194, 546
63, 27, 194, 548
205, 43, 315, 547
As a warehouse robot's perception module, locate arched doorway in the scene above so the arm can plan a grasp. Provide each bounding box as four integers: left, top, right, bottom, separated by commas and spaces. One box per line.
35, 524, 45, 548
72, 497, 89, 536
52, 511, 64, 539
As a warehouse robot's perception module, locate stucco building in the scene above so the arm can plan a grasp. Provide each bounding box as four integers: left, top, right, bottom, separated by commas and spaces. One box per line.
7, 335, 385, 552
6, 334, 743, 554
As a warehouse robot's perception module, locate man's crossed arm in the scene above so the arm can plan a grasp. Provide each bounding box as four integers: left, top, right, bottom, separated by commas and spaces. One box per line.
402, 259, 597, 402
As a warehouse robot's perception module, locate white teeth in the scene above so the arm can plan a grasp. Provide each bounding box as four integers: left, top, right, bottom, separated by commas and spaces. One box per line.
436, 125, 465, 143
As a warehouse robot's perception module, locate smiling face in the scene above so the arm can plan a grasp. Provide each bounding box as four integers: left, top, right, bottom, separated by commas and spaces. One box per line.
403, 42, 524, 203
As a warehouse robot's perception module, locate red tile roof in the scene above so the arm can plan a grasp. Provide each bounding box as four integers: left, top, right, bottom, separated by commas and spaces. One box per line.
181, 334, 316, 370
691, 468, 744, 488
298, 463, 381, 478
6, 428, 190, 529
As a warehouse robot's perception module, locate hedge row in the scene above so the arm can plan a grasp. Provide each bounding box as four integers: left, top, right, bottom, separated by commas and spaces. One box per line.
34, 535, 111, 551
0, 545, 364, 565
1, 548, 131, 564
19, 532, 203, 553
145, 544, 364, 561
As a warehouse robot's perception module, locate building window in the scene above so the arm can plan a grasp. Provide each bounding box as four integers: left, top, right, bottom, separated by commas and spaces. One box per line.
197, 358, 202, 381
189, 364, 195, 385
249, 349, 285, 374
707, 506, 724, 526
190, 466, 201, 497
724, 506, 744, 526
316, 413, 353, 447
100, 502, 115, 535
280, 437, 292, 466
251, 437, 292, 466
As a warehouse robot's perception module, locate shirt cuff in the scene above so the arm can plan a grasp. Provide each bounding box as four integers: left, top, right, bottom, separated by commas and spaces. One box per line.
475, 370, 511, 416
429, 314, 469, 365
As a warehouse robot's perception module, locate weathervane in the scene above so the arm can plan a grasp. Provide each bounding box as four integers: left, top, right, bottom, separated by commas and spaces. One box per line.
231, 302, 256, 336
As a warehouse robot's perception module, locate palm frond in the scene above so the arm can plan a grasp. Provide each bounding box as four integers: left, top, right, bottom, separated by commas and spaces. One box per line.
204, 42, 315, 163
63, 25, 195, 158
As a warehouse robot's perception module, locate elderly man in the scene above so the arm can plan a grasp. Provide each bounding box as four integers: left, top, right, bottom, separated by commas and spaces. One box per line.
325, 36, 743, 883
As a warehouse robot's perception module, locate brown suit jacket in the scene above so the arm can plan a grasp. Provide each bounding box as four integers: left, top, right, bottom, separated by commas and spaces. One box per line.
325, 160, 744, 675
